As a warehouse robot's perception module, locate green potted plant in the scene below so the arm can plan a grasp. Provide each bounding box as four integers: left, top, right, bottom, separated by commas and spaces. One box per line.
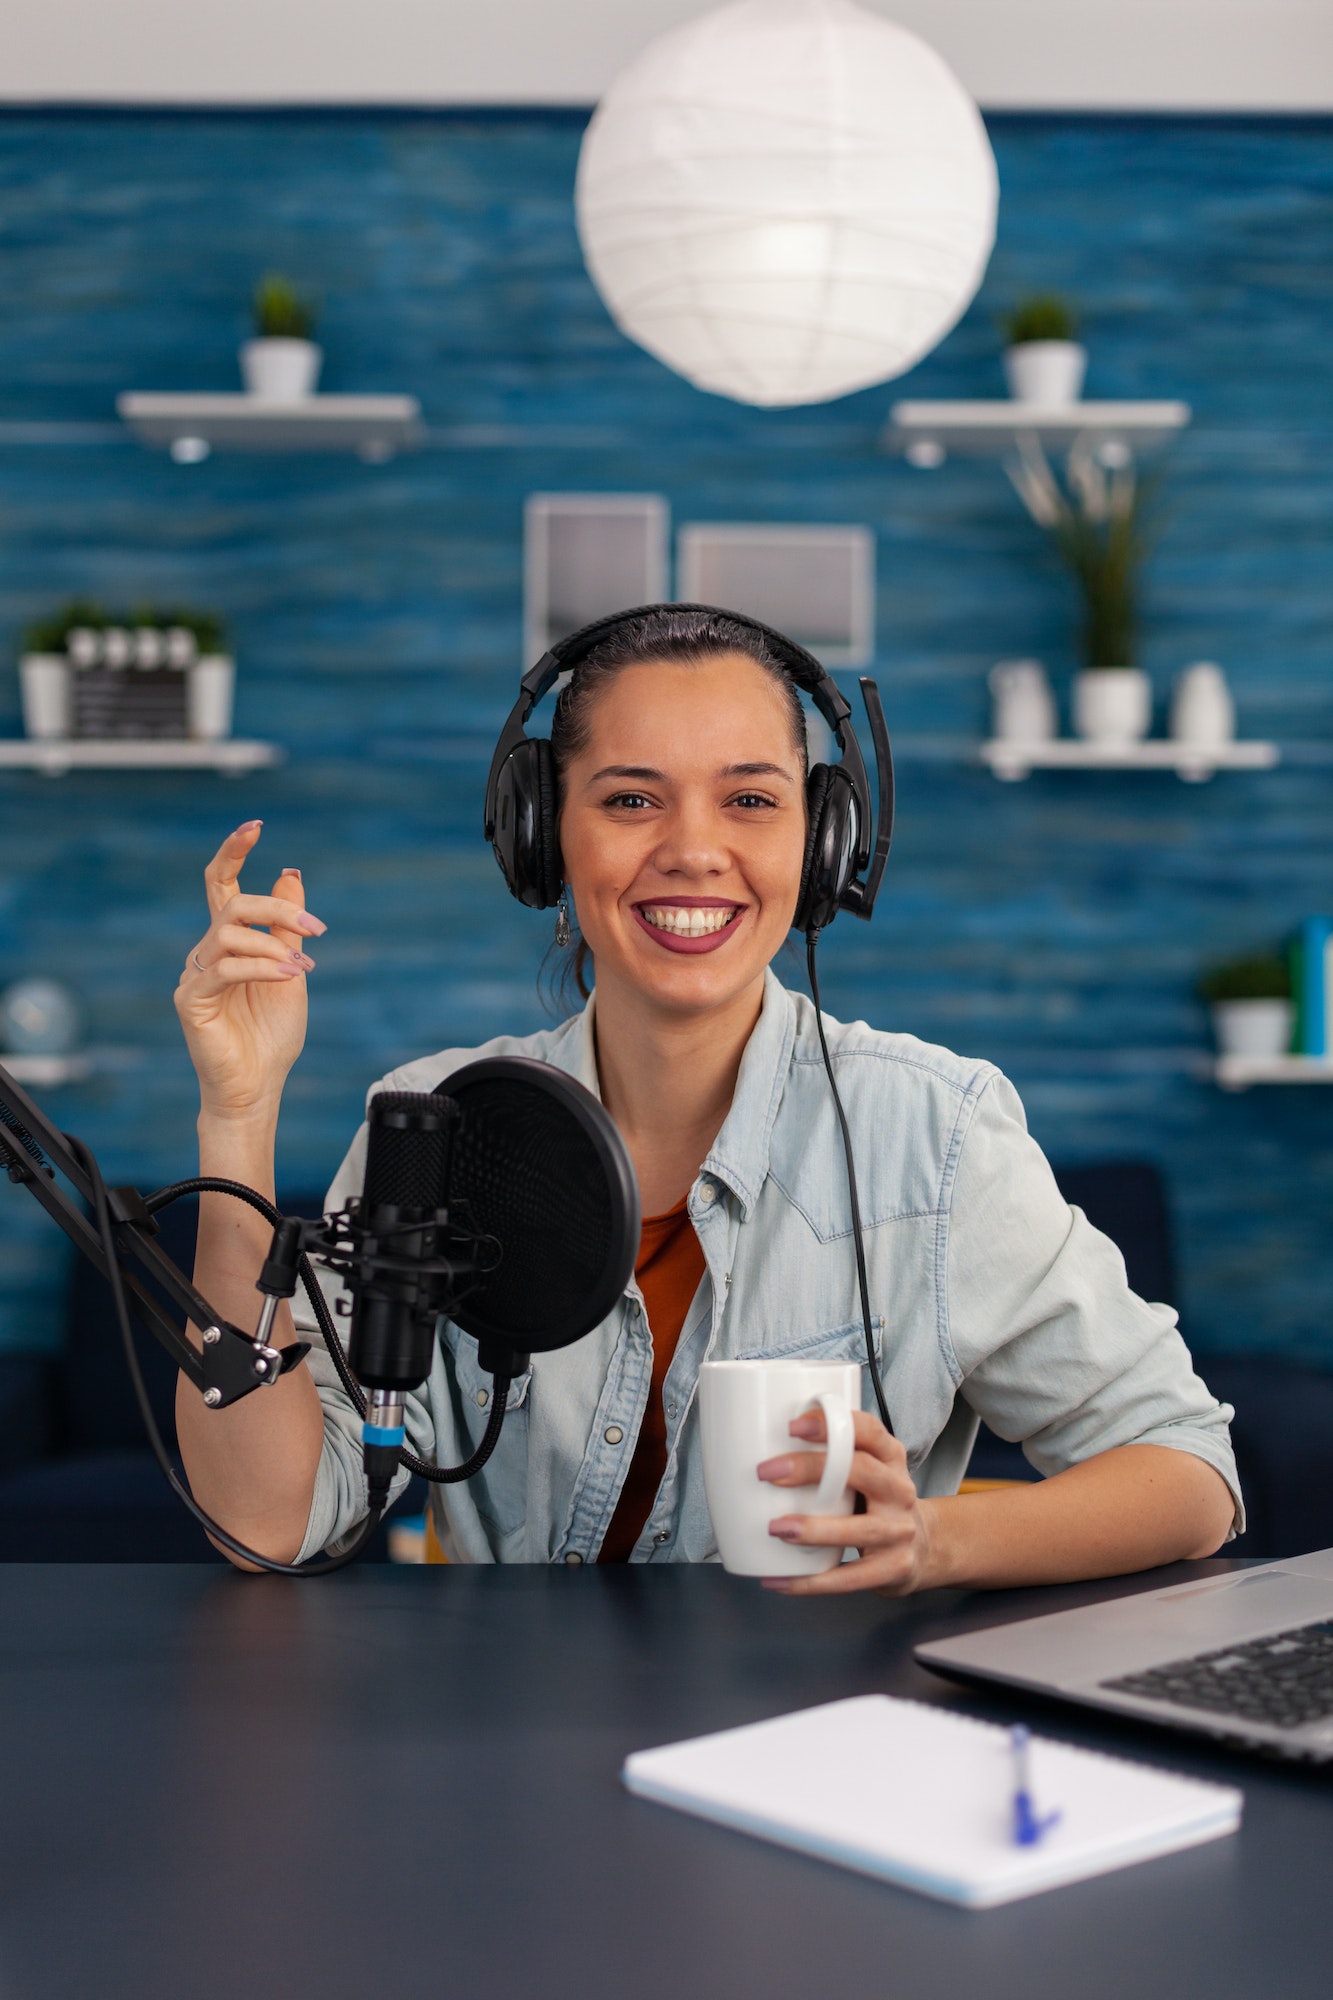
1198, 953, 1293, 1059
241, 274, 321, 401
1007, 435, 1155, 744
1001, 293, 1086, 406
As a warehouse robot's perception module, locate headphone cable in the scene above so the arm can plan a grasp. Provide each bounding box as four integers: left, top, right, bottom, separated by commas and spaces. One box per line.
805, 931, 893, 1436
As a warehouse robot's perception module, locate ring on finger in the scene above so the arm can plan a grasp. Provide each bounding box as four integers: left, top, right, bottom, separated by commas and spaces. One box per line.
191, 950, 208, 974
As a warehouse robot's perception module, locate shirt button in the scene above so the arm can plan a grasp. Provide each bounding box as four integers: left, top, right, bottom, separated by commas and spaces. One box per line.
665, 1402, 678, 1420
565, 1551, 584, 1565
604, 1425, 624, 1445
697, 1181, 716, 1207
653, 1530, 669, 1545
476, 1387, 489, 1407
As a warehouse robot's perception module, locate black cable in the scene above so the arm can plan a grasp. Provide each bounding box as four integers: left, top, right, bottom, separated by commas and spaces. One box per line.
147, 1174, 512, 1484
69, 1142, 384, 1576
805, 930, 894, 1436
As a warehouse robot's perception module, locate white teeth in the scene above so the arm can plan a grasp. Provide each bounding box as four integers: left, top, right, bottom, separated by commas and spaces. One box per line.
641, 905, 738, 938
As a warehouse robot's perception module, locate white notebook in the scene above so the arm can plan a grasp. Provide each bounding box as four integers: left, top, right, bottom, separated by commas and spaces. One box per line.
623, 1694, 1242, 1908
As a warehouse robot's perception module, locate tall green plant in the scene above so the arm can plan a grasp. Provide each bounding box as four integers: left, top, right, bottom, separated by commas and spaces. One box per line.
1006, 437, 1156, 669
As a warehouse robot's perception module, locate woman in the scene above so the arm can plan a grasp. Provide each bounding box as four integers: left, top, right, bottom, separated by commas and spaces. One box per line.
174, 608, 1240, 1587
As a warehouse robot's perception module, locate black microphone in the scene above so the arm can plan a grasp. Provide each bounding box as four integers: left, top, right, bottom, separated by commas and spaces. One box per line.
347, 1090, 460, 1494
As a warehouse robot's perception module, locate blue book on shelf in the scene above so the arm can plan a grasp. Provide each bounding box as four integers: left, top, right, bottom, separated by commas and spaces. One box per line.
1297, 917, 1331, 1057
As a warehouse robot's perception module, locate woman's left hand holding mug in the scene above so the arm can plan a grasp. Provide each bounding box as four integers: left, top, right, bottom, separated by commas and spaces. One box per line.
758, 1408, 935, 1596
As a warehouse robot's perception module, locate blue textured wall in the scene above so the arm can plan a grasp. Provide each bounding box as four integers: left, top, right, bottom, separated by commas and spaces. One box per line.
0, 111, 1330, 1364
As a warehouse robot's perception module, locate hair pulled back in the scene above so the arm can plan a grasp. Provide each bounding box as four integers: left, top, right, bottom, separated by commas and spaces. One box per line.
549, 606, 809, 786
543, 606, 811, 1007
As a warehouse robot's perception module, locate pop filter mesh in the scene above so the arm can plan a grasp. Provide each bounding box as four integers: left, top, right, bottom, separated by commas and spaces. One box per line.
439, 1059, 639, 1350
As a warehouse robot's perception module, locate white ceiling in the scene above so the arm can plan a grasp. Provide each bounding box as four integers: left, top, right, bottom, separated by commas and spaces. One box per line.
6, 0, 1332, 109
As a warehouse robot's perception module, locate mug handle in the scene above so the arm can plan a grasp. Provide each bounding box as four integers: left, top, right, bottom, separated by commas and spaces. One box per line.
807, 1391, 856, 1513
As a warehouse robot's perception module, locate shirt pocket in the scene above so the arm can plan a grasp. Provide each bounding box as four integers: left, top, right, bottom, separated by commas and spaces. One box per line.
732, 1316, 884, 1377
446, 1326, 533, 1419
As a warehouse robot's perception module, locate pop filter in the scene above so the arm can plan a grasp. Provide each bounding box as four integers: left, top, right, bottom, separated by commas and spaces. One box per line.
437, 1057, 640, 1369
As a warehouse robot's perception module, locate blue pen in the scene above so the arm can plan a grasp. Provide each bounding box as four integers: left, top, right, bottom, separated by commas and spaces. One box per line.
1010, 1725, 1062, 1846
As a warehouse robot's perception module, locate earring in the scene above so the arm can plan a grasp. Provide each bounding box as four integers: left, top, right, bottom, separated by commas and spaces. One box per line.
554, 897, 572, 949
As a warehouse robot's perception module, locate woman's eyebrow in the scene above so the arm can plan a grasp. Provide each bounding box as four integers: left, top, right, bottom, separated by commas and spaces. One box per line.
721, 762, 796, 783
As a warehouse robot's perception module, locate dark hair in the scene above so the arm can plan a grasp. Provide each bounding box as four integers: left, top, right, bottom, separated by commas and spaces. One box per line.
545, 607, 811, 1006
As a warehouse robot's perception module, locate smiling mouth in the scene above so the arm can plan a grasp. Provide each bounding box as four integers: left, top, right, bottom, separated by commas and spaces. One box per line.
637, 904, 742, 939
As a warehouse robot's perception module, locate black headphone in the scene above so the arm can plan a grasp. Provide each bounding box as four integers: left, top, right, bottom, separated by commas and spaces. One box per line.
483, 604, 894, 935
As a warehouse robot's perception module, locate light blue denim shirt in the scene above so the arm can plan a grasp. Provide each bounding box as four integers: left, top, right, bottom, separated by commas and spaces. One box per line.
294, 970, 1241, 1563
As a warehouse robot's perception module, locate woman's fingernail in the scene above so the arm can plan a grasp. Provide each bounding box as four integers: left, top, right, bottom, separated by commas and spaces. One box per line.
789, 1414, 821, 1439
281, 866, 302, 879
276, 962, 303, 978
289, 950, 315, 970
769, 1520, 803, 1542
761, 1579, 794, 1593
757, 1456, 793, 1482
233, 819, 262, 834
292, 912, 326, 935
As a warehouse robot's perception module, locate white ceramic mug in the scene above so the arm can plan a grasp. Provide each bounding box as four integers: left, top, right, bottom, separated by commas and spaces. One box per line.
699, 1358, 859, 1577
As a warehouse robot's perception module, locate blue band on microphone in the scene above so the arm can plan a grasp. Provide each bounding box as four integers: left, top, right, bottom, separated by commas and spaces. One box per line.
362, 1421, 405, 1448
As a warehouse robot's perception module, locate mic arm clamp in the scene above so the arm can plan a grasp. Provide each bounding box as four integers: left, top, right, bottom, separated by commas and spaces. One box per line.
0, 1060, 309, 1412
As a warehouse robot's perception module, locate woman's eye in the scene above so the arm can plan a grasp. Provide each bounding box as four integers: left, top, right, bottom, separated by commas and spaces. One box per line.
730, 791, 779, 811
604, 791, 655, 811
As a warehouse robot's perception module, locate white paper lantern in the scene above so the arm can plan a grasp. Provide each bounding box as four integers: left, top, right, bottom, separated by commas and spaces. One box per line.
575, 0, 998, 408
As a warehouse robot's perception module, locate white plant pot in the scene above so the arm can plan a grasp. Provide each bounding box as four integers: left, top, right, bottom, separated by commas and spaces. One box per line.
988, 659, 1057, 744
1072, 668, 1152, 745
187, 656, 235, 740
1211, 999, 1294, 1060
1170, 661, 1235, 747
19, 655, 72, 739
1003, 340, 1087, 405
239, 338, 322, 401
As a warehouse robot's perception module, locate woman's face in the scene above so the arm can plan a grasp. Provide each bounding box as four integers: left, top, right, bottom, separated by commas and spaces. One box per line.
558, 652, 808, 1021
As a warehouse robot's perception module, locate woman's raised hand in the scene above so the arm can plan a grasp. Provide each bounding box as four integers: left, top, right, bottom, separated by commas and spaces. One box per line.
175, 820, 327, 1121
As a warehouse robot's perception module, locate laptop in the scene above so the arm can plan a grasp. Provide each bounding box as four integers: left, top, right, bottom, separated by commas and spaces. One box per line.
915, 1546, 1333, 1762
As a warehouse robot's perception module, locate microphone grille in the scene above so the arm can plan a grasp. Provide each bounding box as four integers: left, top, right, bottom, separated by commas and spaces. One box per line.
364, 1091, 454, 1213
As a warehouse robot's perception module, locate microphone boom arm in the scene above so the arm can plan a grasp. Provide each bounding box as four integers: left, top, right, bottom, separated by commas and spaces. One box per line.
0, 1059, 306, 1409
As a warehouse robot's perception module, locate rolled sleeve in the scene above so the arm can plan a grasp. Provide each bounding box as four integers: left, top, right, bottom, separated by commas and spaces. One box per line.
943, 1072, 1243, 1536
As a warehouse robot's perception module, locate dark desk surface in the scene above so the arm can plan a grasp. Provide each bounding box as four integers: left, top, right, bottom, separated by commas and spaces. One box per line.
0, 1561, 1328, 2000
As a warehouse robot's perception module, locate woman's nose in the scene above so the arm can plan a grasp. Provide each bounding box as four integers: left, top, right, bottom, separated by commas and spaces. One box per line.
651, 803, 729, 877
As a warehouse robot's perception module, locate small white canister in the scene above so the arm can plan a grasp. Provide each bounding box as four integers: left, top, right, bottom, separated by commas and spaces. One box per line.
1171, 661, 1235, 748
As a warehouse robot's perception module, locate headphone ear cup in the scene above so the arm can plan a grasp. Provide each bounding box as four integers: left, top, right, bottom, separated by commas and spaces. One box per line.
532, 738, 563, 909
492, 738, 563, 909
795, 762, 857, 934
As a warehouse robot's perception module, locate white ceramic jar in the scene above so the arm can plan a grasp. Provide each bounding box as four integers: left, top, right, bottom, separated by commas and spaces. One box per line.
1072, 667, 1152, 745
1003, 340, 1087, 405
239, 337, 323, 400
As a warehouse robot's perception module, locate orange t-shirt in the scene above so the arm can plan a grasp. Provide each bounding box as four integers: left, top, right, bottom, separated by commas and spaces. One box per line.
597, 1196, 706, 1563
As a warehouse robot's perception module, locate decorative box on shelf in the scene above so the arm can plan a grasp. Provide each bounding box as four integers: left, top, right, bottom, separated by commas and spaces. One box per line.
20, 647, 235, 742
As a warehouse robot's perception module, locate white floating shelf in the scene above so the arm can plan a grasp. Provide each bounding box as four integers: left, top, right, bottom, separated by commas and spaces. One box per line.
117, 393, 422, 460
1216, 1054, 1333, 1091
980, 740, 1279, 782
886, 400, 1190, 464
1, 1051, 95, 1087
0, 738, 282, 775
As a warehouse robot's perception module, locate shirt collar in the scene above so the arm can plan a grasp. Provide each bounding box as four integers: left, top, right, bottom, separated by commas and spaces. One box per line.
552, 970, 795, 1221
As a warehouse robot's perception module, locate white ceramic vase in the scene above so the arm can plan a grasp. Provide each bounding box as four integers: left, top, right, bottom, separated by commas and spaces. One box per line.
988, 659, 1057, 743
187, 656, 235, 740
1072, 668, 1152, 745
19, 655, 72, 739
1170, 661, 1235, 747
1211, 999, 1294, 1060
1003, 340, 1087, 405
239, 338, 323, 400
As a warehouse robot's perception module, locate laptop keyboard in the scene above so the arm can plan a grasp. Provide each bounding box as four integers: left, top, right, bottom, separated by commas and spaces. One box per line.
1102, 1618, 1333, 1731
